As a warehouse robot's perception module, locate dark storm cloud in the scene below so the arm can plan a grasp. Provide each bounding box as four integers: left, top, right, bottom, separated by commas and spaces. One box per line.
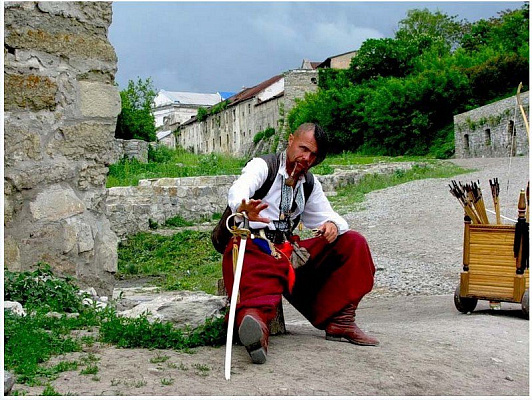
108, 1, 523, 93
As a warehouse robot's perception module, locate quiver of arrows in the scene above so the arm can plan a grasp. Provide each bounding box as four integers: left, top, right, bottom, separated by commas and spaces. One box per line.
449, 180, 490, 224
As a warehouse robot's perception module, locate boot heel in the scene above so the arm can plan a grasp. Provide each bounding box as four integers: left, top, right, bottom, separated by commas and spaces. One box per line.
249, 347, 267, 364
325, 333, 342, 342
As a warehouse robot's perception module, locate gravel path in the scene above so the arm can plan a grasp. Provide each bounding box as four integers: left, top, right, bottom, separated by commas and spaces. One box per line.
347, 156, 529, 299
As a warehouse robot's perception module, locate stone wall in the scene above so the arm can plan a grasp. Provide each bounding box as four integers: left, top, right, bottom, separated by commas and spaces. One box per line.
4, 1, 120, 295
105, 162, 421, 239
111, 139, 150, 164
454, 92, 529, 158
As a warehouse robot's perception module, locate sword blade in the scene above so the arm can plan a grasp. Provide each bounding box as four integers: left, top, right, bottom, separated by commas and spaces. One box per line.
224, 235, 248, 380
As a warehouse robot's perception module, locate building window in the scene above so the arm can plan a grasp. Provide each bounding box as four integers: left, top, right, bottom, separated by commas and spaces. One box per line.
311, 77, 317, 84
213, 138, 215, 150
484, 129, 491, 146
464, 134, 470, 153
232, 109, 236, 121
227, 134, 230, 144
220, 136, 222, 146
248, 104, 251, 114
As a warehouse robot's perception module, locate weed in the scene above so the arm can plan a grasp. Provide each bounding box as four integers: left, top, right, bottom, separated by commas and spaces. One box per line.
192, 363, 210, 377
167, 361, 178, 369
111, 378, 122, 386
91, 375, 101, 382
79, 354, 100, 364
80, 336, 96, 346
149, 352, 170, 364
4, 263, 86, 313
41, 384, 61, 396
80, 365, 99, 375
134, 379, 147, 388
161, 377, 175, 386
99, 313, 225, 350
178, 362, 189, 371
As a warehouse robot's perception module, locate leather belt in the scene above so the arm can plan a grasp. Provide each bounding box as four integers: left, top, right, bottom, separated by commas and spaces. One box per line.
251, 229, 287, 244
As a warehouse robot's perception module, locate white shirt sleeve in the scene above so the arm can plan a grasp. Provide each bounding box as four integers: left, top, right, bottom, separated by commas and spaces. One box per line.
300, 177, 349, 235
227, 158, 269, 212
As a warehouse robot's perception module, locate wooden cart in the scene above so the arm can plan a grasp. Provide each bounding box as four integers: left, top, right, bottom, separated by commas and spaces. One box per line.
454, 190, 529, 317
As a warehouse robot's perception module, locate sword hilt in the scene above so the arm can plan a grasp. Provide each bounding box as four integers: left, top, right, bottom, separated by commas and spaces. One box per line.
226, 212, 251, 238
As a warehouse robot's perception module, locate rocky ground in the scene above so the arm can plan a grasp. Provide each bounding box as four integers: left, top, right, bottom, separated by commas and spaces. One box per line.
10, 157, 530, 397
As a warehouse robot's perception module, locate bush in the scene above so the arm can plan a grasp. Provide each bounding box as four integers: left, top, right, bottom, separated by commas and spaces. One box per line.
148, 144, 174, 163
4, 264, 86, 313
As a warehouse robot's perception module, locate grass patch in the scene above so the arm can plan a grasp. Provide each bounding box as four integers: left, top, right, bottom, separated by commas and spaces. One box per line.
99, 314, 225, 349
330, 161, 471, 213
117, 231, 222, 294
107, 148, 247, 188
4, 267, 226, 387
162, 213, 221, 228
107, 148, 434, 188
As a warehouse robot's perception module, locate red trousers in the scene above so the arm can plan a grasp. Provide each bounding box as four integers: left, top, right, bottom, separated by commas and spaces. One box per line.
222, 230, 375, 329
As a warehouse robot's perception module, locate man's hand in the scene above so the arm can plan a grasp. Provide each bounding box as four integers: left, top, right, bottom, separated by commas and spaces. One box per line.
237, 199, 270, 223
316, 221, 338, 243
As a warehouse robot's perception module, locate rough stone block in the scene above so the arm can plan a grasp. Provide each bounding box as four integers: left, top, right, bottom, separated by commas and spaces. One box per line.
29, 184, 85, 222
5, 29, 117, 62
36, 1, 112, 27
47, 122, 115, 162
4, 236, 21, 271
3, 124, 43, 166
79, 80, 120, 118
4, 73, 57, 111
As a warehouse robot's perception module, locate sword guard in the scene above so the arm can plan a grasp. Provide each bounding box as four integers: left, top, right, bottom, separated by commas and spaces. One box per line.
226, 212, 251, 238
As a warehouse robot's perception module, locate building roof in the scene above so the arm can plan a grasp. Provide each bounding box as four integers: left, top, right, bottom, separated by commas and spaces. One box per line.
180, 74, 285, 128
154, 90, 222, 108
227, 74, 284, 107
156, 130, 173, 140
300, 59, 321, 70
317, 50, 357, 69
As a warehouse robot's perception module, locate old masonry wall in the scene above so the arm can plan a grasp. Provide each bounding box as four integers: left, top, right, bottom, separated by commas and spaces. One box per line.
4, 1, 121, 295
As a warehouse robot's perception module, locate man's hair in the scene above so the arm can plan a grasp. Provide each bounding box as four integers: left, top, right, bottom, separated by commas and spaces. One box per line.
294, 122, 329, 166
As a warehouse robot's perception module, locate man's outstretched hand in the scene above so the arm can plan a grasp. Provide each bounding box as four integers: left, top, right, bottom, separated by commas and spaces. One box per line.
237, 199, 270, 223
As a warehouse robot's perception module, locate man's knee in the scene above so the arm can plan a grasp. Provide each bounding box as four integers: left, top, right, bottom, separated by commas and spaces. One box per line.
337, 230, 369, 247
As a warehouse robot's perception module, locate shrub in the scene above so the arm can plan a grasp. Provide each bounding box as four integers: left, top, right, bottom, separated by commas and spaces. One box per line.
4, 264, 86, 313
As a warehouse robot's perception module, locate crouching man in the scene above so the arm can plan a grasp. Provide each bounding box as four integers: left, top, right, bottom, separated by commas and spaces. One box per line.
222, 123, 378, 364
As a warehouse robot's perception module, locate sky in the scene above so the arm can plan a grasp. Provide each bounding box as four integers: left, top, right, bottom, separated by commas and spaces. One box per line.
108, 1, 525, 94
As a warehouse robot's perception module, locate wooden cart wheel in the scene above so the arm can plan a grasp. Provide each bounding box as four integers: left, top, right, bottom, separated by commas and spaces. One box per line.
521, 289, 529, 319
454, 284, 477, 313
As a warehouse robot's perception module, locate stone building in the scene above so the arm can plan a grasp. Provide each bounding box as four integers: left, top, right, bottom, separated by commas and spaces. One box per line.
454, 92, 529, 158
177, 69, 319, 157
316, 50, 358, 69
4, 1, 120, 295
152, 90, 225, 129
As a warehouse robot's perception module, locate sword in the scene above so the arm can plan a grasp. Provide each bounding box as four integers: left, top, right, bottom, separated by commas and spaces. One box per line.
224, 211, 250, 380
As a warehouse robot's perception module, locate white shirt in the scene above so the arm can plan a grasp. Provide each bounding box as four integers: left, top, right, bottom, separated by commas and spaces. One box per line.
227, 151, 349, 234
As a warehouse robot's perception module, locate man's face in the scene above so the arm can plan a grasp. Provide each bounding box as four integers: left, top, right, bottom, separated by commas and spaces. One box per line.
286, 129, 318, 174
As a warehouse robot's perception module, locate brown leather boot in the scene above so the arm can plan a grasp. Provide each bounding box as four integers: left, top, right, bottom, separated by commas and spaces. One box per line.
238, 309, 270, 364
325, 304, 379, 346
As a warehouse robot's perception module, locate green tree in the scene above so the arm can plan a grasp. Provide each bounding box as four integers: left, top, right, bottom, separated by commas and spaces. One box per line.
115, 77, 157, 142
348, 36, 436, 84
395, 8, 465, 49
